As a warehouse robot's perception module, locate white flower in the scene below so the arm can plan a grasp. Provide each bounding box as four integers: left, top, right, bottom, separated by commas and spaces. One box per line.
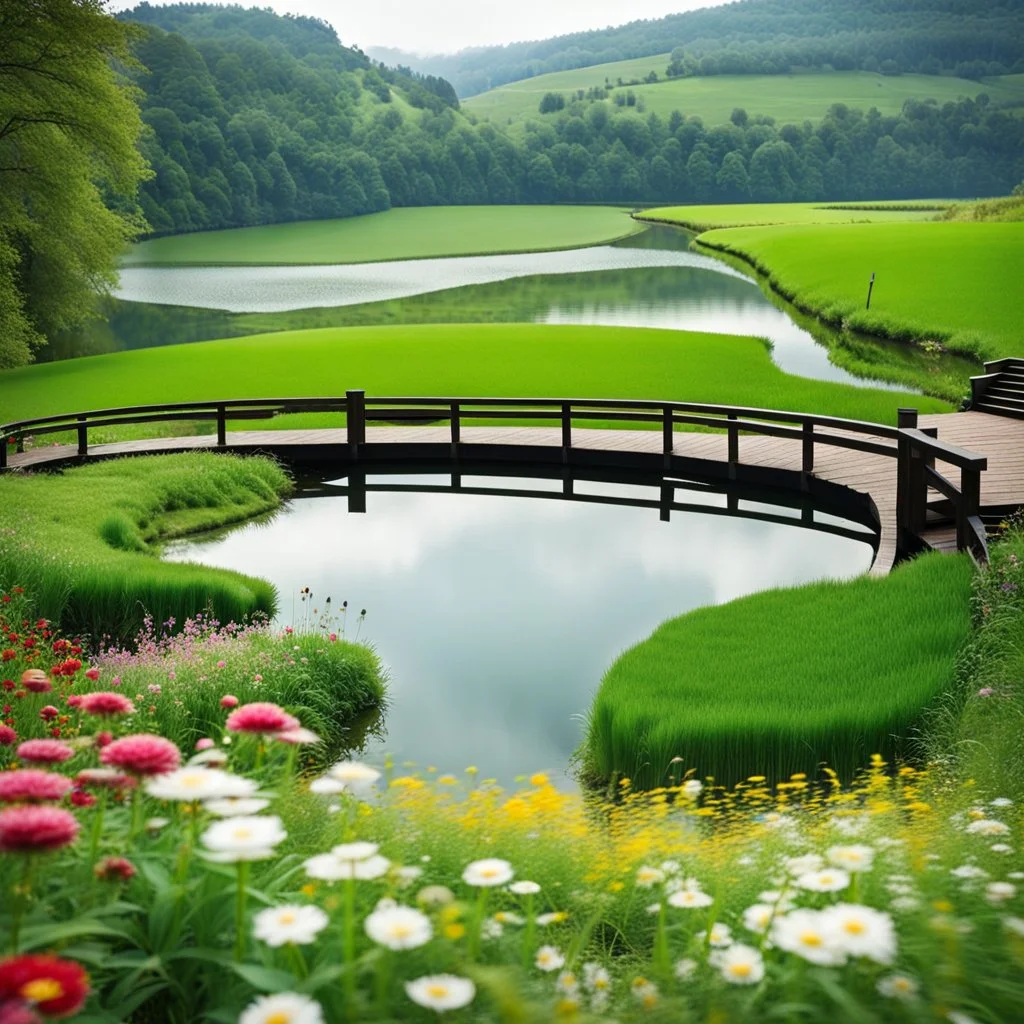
396, 866, 423, 887
991, 798, 1014, 807
405, 975, 475, 1012
659, 859, 682, 876
332, 841, 379, 861
966, 819, 1010, 836
493, 911, 525, 926
146, 768, 257, 802
555, 970, 579, 996
876, 974, 919, 1001
681, 779, 703, 798
326, 760, 381, 793
991, 844, 1014, 854
582, 963, 611, 992
201, 816, 286, 862
417, 885, 454, 906
635, 865, 664, 888
830, 815, 868, 837
1011, 873, 1024, 881
673, 958, 698, 981
1003, 916, 1024, 937
947, 1013, 981, 1024
535, 945, 564, 971
364, 904, 432, 950
711, 943, 764, 985
462, 858, 514, 887
238, 992, 324, 1024
951, 864, 989, 880
253, 905, 329, 947
303, 852, 390, 881
536, 912, 568, 926
188, 748, 230, 767
375, 898, 397, 912
205, 797, 270, 817
309, 777, 346, 795
275, 727, 321, 745
481, 918, 503, 940
758, 890, 795, 910
795, 869, 851, 892
771, 909, 846, 966
827, 845, 875, 873
509, 880, 541, 895
668, 888, 713, 909
820, 903, 897, 964
631, 978, 658, 1004
742, 904, 776, 934
697, 922, 732, 948
645, 902, 662, 916
876, 836, 904, 850
985, 881, 1017, 905
785, 853, 823, 876
890, 896, 922, 912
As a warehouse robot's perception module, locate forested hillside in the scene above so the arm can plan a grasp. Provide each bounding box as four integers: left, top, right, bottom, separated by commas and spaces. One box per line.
122, 4, 1024, 237
375, 0, 1024, 98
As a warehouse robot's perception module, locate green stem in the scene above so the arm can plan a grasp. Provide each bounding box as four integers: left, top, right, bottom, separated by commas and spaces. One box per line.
374, 948, 390, 1014
654, 897, 669, 981
468, 887, 489, 962
234, 861, 249, 962
88, 790, 107, 864
130, 785, 144, 838
9, 856, 33, 953
287, 942, 308, 979
523, 893, 535, 971
342, 879, 356, 1006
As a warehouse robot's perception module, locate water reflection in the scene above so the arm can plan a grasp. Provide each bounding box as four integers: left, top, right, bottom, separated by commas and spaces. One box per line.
164, 465, 875, 786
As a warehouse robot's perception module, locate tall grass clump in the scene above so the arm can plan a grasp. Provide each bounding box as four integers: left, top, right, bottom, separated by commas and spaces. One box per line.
584, 553, 973, 788
0, 452, 290, 639
922, 523, 1024, 795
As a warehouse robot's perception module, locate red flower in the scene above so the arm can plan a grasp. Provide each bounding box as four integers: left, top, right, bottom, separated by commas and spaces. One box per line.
65, 696, 81, 709
15, 740, 74, 765
74, 768, 133, 791
19, 671, 50, 695
1, 681, 12, 692
0, 806, 79, 853
0, 771, 72, 804
219, 694, 239, 709
225, 702, 299, 734
83, 668, 99, 682
0, 726, 16, 747
1, 651, 14, 663
37, 707, 58, 722
94, 731, 113, 748
99, 734, 180, 776
48, 728, 60, 739
93, 856, 135, 881
0, 955, 89, 1018
78, 692, 134, 717
0, 997, 44, 1024
69, 790, 95, 808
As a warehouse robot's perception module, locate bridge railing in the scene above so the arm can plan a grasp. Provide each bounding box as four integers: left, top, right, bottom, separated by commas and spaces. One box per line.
0, 392, 988, 560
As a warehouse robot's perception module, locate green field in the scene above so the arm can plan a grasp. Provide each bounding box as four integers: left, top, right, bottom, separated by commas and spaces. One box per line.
466, 65, 1024, 127
0, 324, 950, 429
639, 201, 949, 231
695, 221, 1024, 360
125, 205, 641, 266
584, 551, 973, 787
0, 453, 289, 638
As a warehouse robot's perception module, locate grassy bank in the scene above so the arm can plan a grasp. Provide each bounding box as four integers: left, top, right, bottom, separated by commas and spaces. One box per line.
0, 324, 951, 432
584, 552, 973, 788
637, 201, 948, 232
695, 221, 1024, 361
123, 205, 641, 266
0, 453, 290, 638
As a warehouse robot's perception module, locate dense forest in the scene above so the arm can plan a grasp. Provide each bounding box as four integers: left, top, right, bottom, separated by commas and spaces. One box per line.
372, 0, 1024, 99
124, 4, 1024, 236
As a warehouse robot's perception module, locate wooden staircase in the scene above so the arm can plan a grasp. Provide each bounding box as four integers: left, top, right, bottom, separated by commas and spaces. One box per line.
970, 357, 1024, 418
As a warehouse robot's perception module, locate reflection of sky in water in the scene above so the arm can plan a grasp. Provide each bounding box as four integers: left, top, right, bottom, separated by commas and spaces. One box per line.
165, 477, 873, 786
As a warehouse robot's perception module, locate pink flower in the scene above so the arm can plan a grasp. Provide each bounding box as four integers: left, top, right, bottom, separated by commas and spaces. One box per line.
194, 738, 215, 751
94, 856, 135, 881
66, 694, 82, 708
275, 727, 321, 746
147, 684, 161, 696
216, 660, 226, 669
21, 670, 51, 694
0, 805, 79, 852
84, 668, 100, 682
38, 706, 59, 722
16, 739, 74, 765
100, 734, 180, 776
219, 695, 238, 709
0, 725, 16, 746
110, 676, 121, 688
253, 674, 262, 683
0, 770, 72, 804
225, 702, 298, 735
70, 789, 95, 808
79, 692, 135, 717
978, 688, 994, 697
74, 768, 133, 791
0, 997, 45, 1023
329, 633, 337, 642
94, 731, 113, 748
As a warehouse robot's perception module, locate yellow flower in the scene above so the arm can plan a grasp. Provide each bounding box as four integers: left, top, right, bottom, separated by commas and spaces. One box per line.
608, 880, 625, 893
530, 772, 549, 787
443, 922, 466, 940
437, 775, 458, 785
300, 883, 316, 898
933, 900, 954, 913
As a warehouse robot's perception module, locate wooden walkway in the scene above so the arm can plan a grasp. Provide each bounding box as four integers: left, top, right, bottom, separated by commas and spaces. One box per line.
10, 408, 1024, 576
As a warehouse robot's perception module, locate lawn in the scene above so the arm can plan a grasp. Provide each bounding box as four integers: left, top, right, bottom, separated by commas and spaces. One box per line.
0, 324, 950, 428
466, 66, 1024, 127
124, 205, 642, 266
638, 201, 948, 232
0, 453, 290, 638
584, 551, 974, 788
695, 221, 1024, 360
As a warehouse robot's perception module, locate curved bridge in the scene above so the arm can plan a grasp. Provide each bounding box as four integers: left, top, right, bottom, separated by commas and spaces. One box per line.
4, 392, 1014, 575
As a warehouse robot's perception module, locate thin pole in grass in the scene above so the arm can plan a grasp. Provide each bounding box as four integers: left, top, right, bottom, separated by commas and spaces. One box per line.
866, 271, 876, 310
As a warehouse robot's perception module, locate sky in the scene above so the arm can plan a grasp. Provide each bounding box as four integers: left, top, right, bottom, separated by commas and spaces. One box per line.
108, 0, 727, 56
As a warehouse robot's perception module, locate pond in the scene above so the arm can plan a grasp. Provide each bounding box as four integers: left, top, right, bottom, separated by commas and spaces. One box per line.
164, 466, 876, 787
86, 225, 975, 392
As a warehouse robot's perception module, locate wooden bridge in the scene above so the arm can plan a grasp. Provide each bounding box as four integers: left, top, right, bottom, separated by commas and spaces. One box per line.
4, 392, 1024, 575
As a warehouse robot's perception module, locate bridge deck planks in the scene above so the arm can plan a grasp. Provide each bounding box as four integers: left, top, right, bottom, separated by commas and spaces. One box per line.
9, 410, 1024, 577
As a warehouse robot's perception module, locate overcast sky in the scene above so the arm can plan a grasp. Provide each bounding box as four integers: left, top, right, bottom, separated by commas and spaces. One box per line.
108, 1, 727, 55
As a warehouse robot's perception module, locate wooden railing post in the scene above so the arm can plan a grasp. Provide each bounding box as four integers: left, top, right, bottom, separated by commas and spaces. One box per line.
346, 389, 365, 454
216, 405, 226, 447
957, 467, 981, 552
896, 408, 917, 533
0, 438, 6, 470
561, 403, 572, 457
348, 469, 366, 514
77, 416, 88, 457
660, 482, 672, 522
450, 402, 460, 446
727, 412, 738, 479
662, 407, 673, 456
802, 420, 814, 476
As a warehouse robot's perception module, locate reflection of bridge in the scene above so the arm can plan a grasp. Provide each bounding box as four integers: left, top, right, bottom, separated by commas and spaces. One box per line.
6, 392, 1024, 575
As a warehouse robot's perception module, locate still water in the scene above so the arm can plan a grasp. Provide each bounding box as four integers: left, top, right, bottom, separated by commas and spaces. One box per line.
111, 228, 907, 388
165, 468, 875, 786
